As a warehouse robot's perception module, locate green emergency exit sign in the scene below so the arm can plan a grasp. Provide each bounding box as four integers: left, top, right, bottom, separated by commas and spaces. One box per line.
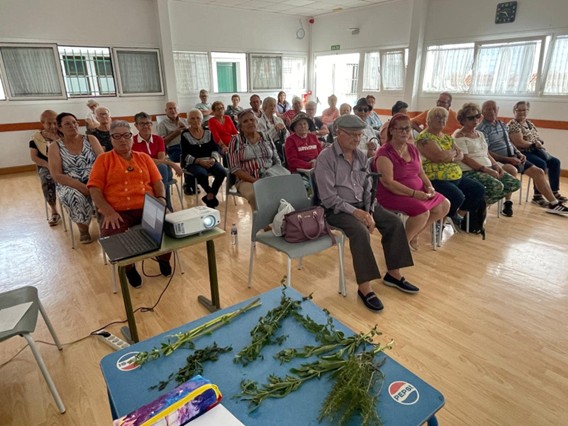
331, 45, 340, 51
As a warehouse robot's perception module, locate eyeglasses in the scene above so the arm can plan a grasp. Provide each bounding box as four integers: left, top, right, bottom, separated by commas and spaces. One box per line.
356, 108, 369, 113
465, 114, 481, 121
393, 126, 411, 132
339, 129, 363, 140
111, 132, 133, 140
515, 109, 528, 113
136, 121, 152, 127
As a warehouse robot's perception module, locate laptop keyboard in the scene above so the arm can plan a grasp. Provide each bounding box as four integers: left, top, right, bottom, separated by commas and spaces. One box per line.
117, 230, 155, 255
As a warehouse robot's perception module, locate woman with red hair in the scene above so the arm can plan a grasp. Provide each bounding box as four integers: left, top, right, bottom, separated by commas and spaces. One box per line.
372, 113, 449, 250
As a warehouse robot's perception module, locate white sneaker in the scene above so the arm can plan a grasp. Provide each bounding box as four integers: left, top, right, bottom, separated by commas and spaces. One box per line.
546, 202, 568, 216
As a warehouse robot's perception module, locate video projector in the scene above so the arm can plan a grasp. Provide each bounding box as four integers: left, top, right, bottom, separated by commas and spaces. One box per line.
164, 206, 220, 238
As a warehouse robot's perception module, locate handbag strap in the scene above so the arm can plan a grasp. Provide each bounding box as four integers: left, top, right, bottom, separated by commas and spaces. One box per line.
297, 210, 326, 240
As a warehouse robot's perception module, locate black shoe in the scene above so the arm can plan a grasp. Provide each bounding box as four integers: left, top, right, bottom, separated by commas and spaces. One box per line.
357, 290, 384, 312
202, 195, 219, 209
184, 186, 196, 196
158, 259, 172, 276
554, 192, 568, 202
125, 266, 142, 288
502, 201, 513, 217
383, 273, 419, 294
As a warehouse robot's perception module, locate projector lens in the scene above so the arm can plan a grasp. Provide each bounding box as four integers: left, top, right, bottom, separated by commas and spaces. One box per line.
203, 215, 216, 229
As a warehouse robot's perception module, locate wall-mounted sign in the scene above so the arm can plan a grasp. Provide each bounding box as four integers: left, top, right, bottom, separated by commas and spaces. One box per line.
331, 45, 340, 51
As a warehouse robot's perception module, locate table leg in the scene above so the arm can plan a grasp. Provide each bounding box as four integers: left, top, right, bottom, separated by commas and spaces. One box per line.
118, 266, 139, 343
197, 239, 221, 312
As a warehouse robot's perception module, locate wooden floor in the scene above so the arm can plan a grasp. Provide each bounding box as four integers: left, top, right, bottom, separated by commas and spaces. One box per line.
0, 171, 567, 426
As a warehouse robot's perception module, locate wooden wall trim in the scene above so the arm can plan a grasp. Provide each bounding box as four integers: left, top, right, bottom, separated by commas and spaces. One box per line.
0, 165, 35, 175
0, 113, 187, 133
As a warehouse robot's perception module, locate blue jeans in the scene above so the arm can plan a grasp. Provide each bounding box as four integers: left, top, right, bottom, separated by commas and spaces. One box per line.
431, 177, 485, 218
185, 162, 226, 196
157, 163, 173, 211
166, 144, 181, 163
525, 149, 561, 194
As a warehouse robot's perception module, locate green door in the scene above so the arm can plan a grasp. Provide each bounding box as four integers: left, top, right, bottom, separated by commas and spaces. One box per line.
217, 62, 237, 93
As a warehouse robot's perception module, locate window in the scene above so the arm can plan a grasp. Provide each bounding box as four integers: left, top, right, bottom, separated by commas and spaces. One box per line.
363, 49, 407, 91
283, 56, 307, 92
173, 51, 210, 94
347, 63, 359, 95
472, 40, 541, 95
114, 48, 163, 95
422, 39, 543, 95
250, 54, 282, 91
0, 77, 5, 100
58, 46, 115, 97
0, 44, 65, 99
210, 52, 247, 93
544, 35, 568, 95
422, 43, 474, 93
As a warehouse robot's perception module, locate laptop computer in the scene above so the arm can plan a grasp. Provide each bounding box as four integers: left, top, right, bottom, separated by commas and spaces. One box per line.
99, 193, 166, 262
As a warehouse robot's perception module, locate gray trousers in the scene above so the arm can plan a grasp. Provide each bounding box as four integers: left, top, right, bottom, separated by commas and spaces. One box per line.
326, 204, 413, 284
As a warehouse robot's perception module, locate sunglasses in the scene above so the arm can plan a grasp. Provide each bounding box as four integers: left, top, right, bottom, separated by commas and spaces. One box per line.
466, 114, 481, 121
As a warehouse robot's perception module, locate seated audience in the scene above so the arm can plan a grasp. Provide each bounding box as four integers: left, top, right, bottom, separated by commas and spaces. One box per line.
282, 96, 303, 129
249, 94, 263, 120
365, 95, 383, 130
477, 100, 568, 215
180, 109, 226, 209
411, 92, 461, 135
353, 98, 379, 157
91, 106, 113, 151
321, 94, 340, 126
380, 101, 409, 143
208, 100, 238, 155
225, 94, 243, 124
132, 112, 183, 212
30, 110, 61, 226
373, 113, 449, 250
48, 113, 103, 243
285, 112, 323, 173
88, 120, 170, 288
453, 103, 520, 216
507, 101, 566, 205
305, 101, 329, 141
195, 89, 213, 123
415, 107, 485, 226
339, 103, 352, 116
228, 109, 282, 209
85, 99, 99, 134
315, 114, 418, 313
276, 91, 291, 116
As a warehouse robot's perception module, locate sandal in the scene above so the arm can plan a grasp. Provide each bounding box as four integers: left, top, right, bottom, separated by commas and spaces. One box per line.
79, 232, 93, 244
48, 213, 61, 227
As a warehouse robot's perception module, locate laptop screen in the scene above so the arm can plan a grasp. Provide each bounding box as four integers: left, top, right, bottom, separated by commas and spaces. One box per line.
141, 194, 166, 245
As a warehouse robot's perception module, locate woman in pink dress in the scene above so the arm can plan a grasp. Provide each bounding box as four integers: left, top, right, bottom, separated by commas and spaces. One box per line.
373, 113, 449, 250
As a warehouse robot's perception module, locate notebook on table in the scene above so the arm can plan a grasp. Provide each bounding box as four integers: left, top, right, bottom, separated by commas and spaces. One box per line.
99, 193, 166, 262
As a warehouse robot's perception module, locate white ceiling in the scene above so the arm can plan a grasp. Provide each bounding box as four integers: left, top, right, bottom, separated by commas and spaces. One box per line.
176, 0, 391, 17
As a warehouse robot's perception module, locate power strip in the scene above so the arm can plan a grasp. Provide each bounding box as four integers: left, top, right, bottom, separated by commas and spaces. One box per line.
94, 330, 131, 351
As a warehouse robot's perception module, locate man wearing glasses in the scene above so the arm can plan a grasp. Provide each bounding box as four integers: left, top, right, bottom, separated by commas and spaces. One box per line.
315, 115, 418, 313
354, 98, 380, 157
132, 112, 183, 211
411, 92, 461, 135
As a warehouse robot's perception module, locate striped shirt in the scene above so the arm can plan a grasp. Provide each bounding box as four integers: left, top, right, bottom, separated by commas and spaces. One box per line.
228, 133, 280, 183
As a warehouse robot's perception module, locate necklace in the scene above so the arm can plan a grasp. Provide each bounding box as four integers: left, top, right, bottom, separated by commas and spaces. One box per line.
394, 143, 407, 156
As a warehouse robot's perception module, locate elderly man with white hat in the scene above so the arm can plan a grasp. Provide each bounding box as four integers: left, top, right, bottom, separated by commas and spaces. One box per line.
314, 114, 418, 312
85, 99, 100, 133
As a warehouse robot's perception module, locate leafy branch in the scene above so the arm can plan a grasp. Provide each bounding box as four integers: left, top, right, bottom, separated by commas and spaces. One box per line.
237, 338, 393, 418
135, 297, 261, 366
234, 288, 312, 366
150, 343, 232, 391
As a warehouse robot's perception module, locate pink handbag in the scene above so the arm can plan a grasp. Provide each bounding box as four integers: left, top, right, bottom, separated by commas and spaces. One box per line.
283, 206, 336, 244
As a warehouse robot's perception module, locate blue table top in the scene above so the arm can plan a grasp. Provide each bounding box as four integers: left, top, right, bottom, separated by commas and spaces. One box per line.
100, 287, 444, 425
